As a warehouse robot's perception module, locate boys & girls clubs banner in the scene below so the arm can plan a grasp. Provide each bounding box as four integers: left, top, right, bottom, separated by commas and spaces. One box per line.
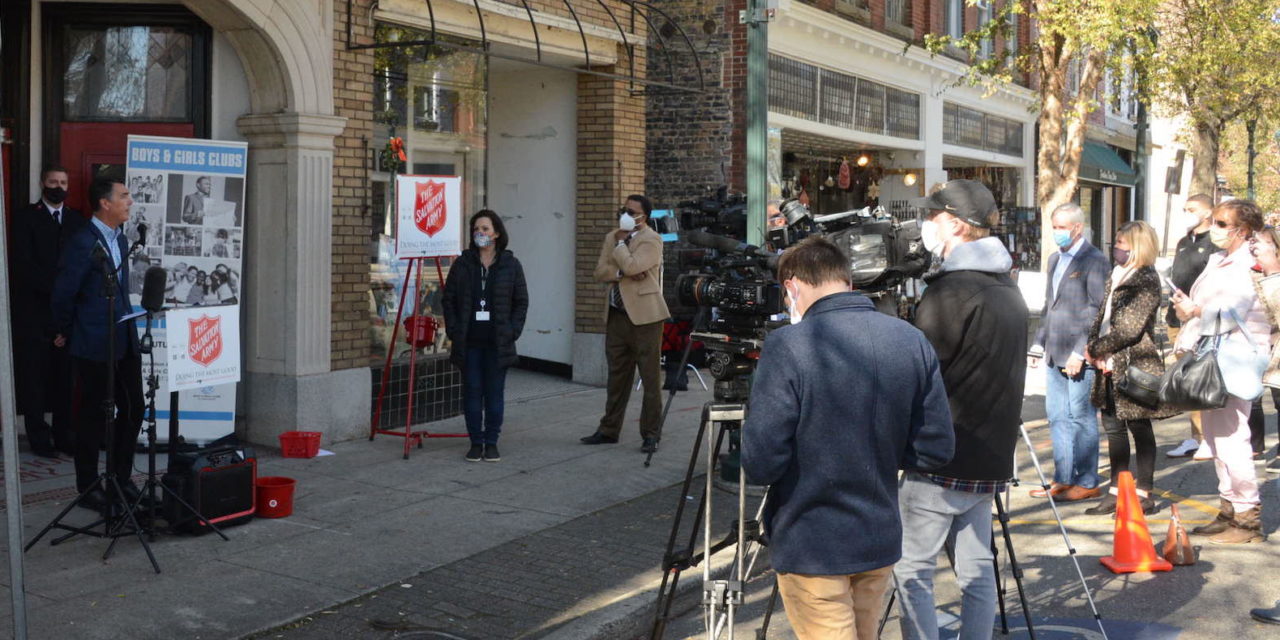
126, 135, 246, 443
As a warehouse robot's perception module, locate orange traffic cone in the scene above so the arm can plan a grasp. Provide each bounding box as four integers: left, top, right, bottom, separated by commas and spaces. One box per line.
1100, 471, 1173, 573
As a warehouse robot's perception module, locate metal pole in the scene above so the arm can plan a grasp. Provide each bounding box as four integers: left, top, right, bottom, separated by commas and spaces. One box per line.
744, 0, 770, 247
0, 87, 31, 639
1247, 118, 1258, 201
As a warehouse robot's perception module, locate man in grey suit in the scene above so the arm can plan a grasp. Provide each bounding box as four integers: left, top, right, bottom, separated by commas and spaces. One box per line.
1028, 203, 1109, 502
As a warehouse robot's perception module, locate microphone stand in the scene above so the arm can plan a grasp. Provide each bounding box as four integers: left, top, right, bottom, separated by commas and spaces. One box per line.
134, 306, 229, 540
25, 244, 160, 573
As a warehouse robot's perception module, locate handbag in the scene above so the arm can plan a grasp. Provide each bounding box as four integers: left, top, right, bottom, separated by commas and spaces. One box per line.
1118, 366, 1162, 407
1159, 314, 1228, 411
1217, 308, 1268, 401
1161, 504, 1196, 566
1116, 323, 1164, 407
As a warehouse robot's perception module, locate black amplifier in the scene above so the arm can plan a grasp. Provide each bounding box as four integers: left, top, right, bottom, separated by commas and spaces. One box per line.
162, 445, 257, 533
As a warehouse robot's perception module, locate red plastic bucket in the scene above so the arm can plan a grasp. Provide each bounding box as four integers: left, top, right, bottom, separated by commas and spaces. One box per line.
255, 476, 297, 518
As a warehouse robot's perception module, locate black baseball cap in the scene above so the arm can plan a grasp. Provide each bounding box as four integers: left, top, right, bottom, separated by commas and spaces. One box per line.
910, 179, 996, 228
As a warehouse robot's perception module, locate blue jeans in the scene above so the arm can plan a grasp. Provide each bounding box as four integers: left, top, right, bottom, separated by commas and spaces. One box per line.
895, 472, 997, 640
463, 346, 508, 446
1044, 366, 1100, 488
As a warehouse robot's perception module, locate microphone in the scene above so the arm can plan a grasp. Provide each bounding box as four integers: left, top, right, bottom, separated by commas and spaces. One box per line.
686, 230, 780, 270
141, 266, 167, 313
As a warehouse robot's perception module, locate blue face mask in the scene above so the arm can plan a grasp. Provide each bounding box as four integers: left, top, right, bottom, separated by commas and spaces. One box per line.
1052, 229, 1073, 249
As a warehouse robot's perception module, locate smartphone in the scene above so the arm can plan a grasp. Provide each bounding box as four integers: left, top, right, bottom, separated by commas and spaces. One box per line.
1159, 273, 1184, 299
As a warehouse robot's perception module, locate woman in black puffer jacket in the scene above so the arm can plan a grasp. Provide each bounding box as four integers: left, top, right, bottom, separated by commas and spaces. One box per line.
442, 210, 529, 463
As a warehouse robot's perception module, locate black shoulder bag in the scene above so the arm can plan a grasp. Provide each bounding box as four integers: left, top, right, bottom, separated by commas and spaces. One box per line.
1158, 315, 1228, 411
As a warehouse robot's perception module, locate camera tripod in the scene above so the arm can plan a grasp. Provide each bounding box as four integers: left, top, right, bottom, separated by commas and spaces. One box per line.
650, 402, 778, 640
876, 423, 1109, 640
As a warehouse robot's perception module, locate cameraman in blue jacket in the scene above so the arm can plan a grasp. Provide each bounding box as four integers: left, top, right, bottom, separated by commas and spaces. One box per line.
741, 236, 954, 640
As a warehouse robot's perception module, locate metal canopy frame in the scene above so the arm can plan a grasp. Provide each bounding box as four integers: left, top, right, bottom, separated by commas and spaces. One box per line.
346, 0, 706, 94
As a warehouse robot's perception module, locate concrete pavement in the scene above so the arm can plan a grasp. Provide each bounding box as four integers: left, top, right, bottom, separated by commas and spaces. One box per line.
2, 366, 1279, 639
0, 369, 716, 638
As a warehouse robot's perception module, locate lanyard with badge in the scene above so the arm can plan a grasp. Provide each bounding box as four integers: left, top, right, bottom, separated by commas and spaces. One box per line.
477, 264, 491, 321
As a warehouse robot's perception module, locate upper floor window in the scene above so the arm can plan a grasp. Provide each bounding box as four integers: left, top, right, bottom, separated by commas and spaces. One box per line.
977, 1, 994, 58
944, 0, 964, 39
1007, 11, 1018, 56
886, 0, 913, 28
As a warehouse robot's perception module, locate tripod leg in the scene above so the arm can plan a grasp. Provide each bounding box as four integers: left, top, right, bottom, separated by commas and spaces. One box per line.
105, 475, 161, 574
1017, 425, 1108, 640
990, 527, 1009, 635
757, 577, 780, 640
29, 478, 109, 549
993, 493, 1033, 640
644, 308, 707, 468
652, 404, 714, 639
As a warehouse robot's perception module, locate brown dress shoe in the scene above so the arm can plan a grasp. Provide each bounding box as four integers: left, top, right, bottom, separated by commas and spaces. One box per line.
1029, 483, 1072, 498
1057, 485, 1102, 502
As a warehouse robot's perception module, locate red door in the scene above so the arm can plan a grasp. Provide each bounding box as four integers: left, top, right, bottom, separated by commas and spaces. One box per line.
60, 122, 194, 216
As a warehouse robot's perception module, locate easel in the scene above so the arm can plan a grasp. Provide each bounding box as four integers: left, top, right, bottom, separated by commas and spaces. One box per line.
369, 253, 468, 459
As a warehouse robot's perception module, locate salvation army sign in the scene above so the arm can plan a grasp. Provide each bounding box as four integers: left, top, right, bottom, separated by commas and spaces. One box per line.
396, 174, 462, 258
187, 315, 224, 367
166, 306, 241, 392
415, 180, 447, 237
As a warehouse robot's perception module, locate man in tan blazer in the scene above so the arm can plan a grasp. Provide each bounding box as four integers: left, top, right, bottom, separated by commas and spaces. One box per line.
581, 194, 671, 453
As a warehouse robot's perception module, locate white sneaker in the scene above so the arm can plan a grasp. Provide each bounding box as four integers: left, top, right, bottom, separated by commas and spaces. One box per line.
1167, 438, 1200, 458
1192, 442, 1213, 460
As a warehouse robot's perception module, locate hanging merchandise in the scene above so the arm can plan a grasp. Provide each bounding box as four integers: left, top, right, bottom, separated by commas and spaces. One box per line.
837, 157, 852, 190
867, 180, 881, 200
798, 187, 811, 207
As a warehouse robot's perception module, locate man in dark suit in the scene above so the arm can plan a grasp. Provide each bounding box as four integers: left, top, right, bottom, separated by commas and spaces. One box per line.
10, 165, 85, 457
1028, 202, 1110, 502
51, 177, 144, 513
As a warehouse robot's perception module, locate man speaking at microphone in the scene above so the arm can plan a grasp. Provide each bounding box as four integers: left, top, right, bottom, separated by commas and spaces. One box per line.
51, 177, 145, 514
741, 236, 954, 639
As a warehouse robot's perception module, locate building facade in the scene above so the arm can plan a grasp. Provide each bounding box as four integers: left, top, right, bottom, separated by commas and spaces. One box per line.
1, 0, 667, 445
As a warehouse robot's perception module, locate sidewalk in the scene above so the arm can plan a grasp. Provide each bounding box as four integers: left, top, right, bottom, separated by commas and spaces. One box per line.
0, 369, 715, 639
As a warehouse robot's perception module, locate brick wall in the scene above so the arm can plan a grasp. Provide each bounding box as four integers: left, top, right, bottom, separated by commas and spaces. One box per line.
644, 0, 736, 206
575, 45, 648, 335
331, 0, 375, 370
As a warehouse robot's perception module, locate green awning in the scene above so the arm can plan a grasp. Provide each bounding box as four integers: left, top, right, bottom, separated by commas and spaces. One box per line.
1079, 141, 1137, 186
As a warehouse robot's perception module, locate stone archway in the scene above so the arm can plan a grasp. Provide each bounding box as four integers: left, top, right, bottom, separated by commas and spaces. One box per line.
176, 0, 366, 445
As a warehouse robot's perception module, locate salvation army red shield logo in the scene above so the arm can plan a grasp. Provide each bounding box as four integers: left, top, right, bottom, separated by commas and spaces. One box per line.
414, 180, 447, 237
188, 315, 223, 368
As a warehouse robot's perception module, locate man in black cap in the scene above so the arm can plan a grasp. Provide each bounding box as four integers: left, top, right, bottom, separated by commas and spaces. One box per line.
895, 179, 1028, 640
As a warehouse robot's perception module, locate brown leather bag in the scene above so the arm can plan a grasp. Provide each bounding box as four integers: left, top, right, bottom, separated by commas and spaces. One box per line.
1161, 504, 1196, 566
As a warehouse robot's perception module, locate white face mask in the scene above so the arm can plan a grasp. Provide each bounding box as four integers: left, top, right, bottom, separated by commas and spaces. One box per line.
1209, 225, 1232, 249
618, 212, 637, 232
785, 283, 803, 324
920, 219, 942, 255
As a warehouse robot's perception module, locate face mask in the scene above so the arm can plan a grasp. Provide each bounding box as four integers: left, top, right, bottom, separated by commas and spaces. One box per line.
43, 187, 67, 205
785, 283, 802, 325
1052, 229, 1074, 249
1187, 211, 1206, 230
1112, 247, 1130, 266
1209, 225, 1232, 249
618, 212, 637, 232
473, 232, 492, 248
920, 220, 942, 255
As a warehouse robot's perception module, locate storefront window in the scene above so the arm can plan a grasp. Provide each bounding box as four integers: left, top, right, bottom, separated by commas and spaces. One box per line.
368, 26, 487, 366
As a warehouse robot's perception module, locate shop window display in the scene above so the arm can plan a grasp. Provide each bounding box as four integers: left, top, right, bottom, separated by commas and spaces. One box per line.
368, 26, 488, 424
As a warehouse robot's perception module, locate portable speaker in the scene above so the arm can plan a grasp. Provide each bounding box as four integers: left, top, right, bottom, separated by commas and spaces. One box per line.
162, 446, 256, 533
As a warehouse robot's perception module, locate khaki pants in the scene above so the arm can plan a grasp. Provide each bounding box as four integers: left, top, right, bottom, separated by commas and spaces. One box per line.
1167, 326, 1203, 440
597, 307, 664, 440
777, 565, 894, 640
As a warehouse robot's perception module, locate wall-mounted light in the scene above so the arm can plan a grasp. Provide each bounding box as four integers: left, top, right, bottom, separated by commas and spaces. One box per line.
903, 172, 918, 186
856, 154, 871, 167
